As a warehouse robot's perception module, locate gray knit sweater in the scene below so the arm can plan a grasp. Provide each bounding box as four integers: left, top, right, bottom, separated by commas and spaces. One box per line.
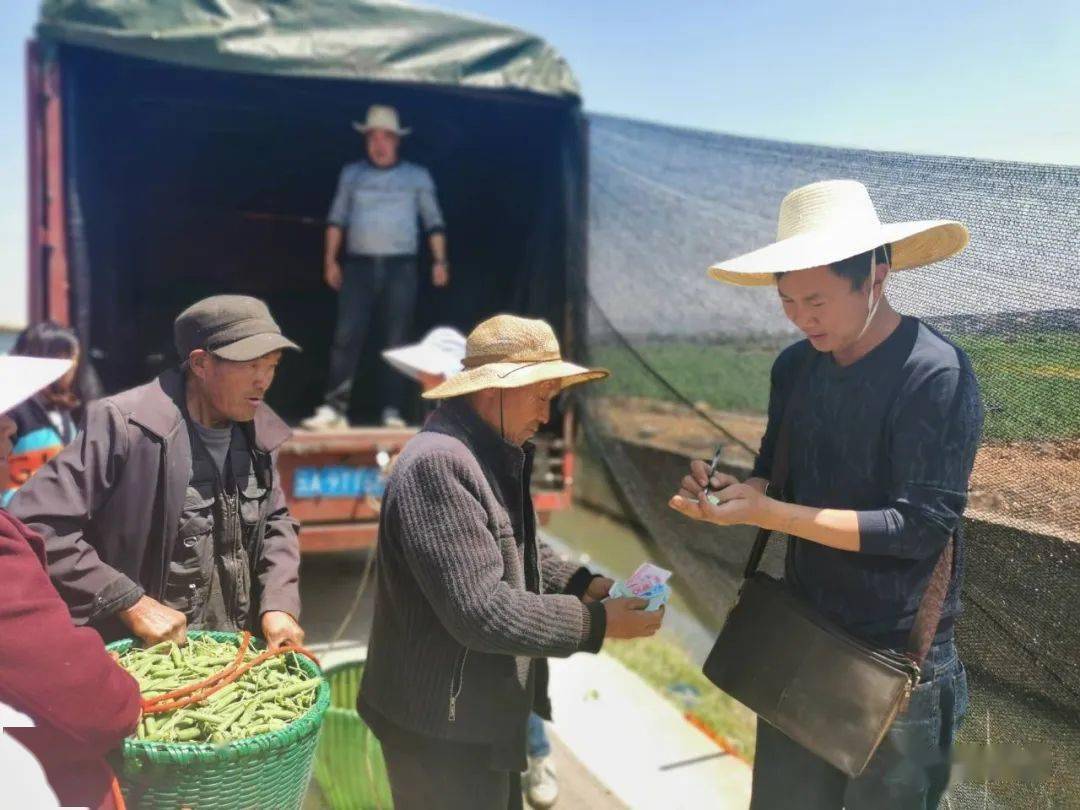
358, 399, 605, 753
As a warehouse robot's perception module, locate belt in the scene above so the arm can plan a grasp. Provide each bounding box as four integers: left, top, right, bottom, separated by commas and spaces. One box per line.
346, 253, 417, 263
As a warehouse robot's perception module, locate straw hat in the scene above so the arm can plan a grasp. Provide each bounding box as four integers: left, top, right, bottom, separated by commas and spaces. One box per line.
708, 180, 969, 286
422, 315, 608, 400
383, 327, 467, 381
352, 105, 411, 137
0, 356, 73, 415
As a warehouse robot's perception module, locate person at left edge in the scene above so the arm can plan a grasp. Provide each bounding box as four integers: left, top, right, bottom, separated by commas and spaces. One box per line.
2, 321, 85, 506
0, 355, 141, 810
10, 295, 306, 649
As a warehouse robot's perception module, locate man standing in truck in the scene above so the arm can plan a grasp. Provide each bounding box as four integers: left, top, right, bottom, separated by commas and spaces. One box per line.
304, 104, 449, 431
11, 296, 306, 651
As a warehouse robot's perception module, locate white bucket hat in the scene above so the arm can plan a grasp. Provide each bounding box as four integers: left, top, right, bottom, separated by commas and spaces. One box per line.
0, 356, 74, 416
708, 180, 969, 286
382, 327, 468, 381
422, 315, 608, 400
352, 104, 411, 137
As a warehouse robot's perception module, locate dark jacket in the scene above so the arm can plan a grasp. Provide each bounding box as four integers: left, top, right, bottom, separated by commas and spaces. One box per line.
9, 369, 301, 638
0, 509, 141, 809
359, 398, 605, 756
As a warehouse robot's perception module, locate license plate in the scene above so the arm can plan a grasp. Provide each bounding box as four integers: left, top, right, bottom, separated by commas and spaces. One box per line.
293, 466, 386, 499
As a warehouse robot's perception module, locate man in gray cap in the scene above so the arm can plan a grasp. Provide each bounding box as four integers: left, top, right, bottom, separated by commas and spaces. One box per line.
11, 296, 306, 649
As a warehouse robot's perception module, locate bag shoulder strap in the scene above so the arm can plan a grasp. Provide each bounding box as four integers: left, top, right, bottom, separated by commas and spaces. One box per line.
742, 347, 816, 578
906, 535, 954, 664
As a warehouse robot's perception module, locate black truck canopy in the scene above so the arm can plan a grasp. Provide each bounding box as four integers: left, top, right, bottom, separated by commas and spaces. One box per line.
36, 0, 587, 422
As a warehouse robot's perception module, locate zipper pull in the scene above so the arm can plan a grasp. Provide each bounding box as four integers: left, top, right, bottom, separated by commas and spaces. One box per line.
448, 695, 457, 723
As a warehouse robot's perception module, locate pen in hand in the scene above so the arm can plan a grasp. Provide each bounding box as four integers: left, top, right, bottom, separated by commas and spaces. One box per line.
701, 447, 724, 505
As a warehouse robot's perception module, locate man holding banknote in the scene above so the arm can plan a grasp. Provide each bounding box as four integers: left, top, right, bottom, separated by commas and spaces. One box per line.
671, 180, 982, 809
360, 314, 663, 810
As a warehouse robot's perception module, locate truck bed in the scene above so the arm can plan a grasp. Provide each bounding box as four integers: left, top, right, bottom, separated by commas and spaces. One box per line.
278, 422, 572, 551
276, 426, 416, 552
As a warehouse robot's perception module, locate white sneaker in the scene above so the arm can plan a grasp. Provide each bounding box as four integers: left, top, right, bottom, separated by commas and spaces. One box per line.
381, 407, 406, 428
524, 755, 559, 809
301, 405, 348, 431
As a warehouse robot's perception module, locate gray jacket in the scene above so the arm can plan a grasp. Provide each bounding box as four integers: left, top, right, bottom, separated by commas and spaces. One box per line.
10, 369, 300, 638
359, 399, 605, 752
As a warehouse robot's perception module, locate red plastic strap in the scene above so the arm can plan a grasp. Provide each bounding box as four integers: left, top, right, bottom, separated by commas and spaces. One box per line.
110, 775, 126, 810
141, 632, 252, 710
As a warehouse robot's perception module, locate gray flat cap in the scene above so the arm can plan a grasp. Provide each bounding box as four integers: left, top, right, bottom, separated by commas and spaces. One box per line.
175, 295, 300, 362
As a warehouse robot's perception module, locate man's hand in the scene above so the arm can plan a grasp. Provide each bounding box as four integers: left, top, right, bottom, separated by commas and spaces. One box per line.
670, 479, 772, 528
324, 259, 343, 292
583, 576, 614, 603
118, 596, 187, 646
262, 611, 305, 650
678, 459, 741, 502
604, 597, 664, 639
432, 261, 450, 288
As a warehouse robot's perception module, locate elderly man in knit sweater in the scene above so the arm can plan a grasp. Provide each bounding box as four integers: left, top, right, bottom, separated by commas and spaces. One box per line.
360, 314, 664, 810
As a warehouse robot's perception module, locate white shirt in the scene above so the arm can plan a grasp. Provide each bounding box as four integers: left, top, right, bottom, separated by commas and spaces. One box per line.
0, 701, 62, 808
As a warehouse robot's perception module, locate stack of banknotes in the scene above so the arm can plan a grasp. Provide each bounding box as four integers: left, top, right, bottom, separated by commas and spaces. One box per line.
607, 562, 672, 612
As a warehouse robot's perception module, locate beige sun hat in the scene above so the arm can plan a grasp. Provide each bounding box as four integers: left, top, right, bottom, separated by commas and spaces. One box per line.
422, 315, 608, 400
708, 179, 969, 286
352, 104, 411, 137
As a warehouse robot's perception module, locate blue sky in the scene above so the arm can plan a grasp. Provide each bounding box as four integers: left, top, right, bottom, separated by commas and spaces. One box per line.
1, 0, 1077, 326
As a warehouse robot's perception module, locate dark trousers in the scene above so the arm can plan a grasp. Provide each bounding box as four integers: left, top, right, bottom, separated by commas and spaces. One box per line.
325, 255, 419, 415
381, 737, 524, 810
751, 639, 969, 810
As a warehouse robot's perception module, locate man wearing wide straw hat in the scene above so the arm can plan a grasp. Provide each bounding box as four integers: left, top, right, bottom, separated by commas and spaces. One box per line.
671, 180, 983, 808
360, 314, 663, 810
305, 103, 448, 430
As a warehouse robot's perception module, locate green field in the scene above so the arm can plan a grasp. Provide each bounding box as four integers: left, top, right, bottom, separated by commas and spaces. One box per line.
954, 331, 1080, 441
590, 341, 777, 415
589, 331, 1080, 442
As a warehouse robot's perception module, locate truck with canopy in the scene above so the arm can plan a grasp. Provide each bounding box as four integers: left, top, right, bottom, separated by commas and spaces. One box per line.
27, 0, 589, 550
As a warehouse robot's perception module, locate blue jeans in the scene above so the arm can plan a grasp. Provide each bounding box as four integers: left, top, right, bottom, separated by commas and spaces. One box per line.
325, 255, 418, 414
750, 639, 968, 810
526, 712, 551, 759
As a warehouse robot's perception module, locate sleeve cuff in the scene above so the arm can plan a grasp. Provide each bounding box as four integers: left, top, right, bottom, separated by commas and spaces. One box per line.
259, 592, 302, 621
563, 567, 596, 599
857, 509, 901, 556
581, 601, 606, 654
95, 578, 145, 621
425, 225, 446, 237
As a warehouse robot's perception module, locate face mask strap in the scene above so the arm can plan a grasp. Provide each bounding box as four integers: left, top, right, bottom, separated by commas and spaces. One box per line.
856, 246, 889, 341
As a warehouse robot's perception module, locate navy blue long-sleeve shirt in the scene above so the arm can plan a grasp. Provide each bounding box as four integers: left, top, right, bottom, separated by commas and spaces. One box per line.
751, 317, 984, 648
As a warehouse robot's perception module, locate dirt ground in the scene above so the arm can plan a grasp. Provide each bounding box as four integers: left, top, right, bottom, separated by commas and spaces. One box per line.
590, 397, 1080, 541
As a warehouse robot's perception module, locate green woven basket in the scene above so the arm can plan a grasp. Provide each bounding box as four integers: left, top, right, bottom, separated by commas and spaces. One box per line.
107, 631, 330, 810
311, 658, 393, 810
